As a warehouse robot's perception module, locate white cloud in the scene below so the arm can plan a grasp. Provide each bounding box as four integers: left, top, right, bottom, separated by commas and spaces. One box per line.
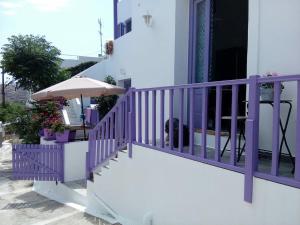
2, 10, 17, 16
26, 0, 69, 12
0, 1, 22, 16
0, 1, 22, 9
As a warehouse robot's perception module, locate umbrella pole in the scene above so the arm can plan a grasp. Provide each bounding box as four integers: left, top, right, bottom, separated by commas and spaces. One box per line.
80, 94, 87, 140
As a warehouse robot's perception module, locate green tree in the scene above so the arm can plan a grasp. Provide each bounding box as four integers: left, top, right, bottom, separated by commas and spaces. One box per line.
1, 34, 67, 92
66, 61, 98, 77
0, 102, 25, 123
95, 76, 119, 119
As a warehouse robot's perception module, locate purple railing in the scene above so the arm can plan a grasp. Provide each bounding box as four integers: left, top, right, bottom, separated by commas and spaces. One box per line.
87, 91, 133, 176
87, 75, 300, 203
12, 144, 64, 182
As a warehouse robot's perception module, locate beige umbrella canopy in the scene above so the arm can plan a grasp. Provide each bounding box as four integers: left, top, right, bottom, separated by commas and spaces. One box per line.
32, 75, 125, 101
32, 75, 125, 139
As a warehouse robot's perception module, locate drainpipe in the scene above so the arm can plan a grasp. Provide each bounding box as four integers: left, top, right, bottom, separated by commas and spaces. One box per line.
113, 0, 118, 39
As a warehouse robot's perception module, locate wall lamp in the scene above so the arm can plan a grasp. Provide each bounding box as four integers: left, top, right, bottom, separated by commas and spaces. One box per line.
142, 11, 152, 27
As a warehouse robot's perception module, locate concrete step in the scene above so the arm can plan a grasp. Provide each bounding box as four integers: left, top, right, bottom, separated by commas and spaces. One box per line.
64, 179, 87, 197
34, 180, 121, 224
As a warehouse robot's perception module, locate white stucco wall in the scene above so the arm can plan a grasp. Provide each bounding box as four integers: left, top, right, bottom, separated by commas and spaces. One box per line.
247, 0, 300, 154
118, 0, 132, 22
64, 141, 88, 182
61, 56, 103, 69
86, 0, 300, 154
89, 145, 300, 225
88, 0, 177, 89
40, 139, 88, 182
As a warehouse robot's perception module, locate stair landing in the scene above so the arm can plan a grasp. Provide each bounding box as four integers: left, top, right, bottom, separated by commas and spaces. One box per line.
65, 179, 87, 196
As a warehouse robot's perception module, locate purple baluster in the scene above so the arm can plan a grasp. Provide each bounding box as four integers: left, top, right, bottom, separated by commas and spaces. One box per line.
129, 111, 132, 158
97, 127, 101, 164
189, 88, 194, 155
106, 118, 109, 157
152, 90, 156, 146
61, 145, 64, 182
179, 88, 184, 152
160, 90, 165, 148
201, 87, 208, 158
125, 97, 128, 143
145, 91, 149, 144
101, 125, 105, 160
115, 107, 119, 149
230, 84, 238, 165
271, 81, 281, 176
295, 81, 300, 181
110, 115, 114, 154
138, 91, 142, 143
215, 86, 222, 162
244, 75, 260, 203
169, 89, 174, 150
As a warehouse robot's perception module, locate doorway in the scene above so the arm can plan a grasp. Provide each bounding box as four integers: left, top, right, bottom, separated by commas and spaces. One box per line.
189, 0, 249, 129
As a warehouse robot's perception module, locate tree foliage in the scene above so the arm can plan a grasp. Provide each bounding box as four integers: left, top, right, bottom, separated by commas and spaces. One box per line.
0, 102, 40, 143
95, 76, 119, 119
1, 35, 68, 92
0, 102, 25, 123
66, 61, 98, 77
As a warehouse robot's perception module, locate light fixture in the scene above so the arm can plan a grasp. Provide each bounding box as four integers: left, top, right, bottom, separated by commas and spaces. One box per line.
143, 11, 152, 27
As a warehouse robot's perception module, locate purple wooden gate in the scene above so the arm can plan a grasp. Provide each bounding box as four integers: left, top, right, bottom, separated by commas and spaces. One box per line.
12, 144, 64, 182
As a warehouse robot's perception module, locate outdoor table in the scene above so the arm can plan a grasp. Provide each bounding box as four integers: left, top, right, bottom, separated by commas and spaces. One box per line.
68, 125, 92, 141
259, 100, 295, 170
221, 116, 247, 162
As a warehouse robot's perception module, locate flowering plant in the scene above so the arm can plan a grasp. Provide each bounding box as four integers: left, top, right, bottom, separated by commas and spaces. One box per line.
260, 72, 285, 90
42, 116, 60, 129
105, 40, 113, 55
51, 119, 70, 133
36, 97, 68, 129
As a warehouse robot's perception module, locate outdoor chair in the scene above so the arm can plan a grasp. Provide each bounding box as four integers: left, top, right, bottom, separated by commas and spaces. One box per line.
221, 116, 247, 162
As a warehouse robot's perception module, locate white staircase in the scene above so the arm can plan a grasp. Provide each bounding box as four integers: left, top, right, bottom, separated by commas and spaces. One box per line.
33, 178, 123, 225
87, 150, 135, 225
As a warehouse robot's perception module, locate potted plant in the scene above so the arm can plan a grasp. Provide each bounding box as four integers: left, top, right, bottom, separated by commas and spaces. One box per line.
260, 73, 284, 101
105, 40, 114, 55
42, 119, 55, 140
38, 99, 68, 140
52, 120, 70, 143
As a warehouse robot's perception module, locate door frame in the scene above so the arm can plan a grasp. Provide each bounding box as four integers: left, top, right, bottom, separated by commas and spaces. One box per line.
188, 0, 211, 84
187, 0, 212, 128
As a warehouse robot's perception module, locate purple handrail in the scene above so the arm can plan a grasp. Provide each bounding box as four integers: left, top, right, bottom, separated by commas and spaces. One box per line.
87, 74, 300, 203
87, 91, 133, 175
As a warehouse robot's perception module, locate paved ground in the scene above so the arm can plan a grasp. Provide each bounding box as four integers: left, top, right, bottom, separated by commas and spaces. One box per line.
0, 141, 111, 225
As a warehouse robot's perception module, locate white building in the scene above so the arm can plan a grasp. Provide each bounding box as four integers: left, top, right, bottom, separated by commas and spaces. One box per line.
26, 1, 300, 225
61, 55, 104, 69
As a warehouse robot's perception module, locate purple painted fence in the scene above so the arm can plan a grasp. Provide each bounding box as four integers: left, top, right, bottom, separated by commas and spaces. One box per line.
88, 75, 300, 203
12, 144, 64, 182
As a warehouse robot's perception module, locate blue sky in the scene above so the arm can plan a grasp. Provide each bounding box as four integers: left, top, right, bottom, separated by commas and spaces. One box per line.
0, 0, 114, 58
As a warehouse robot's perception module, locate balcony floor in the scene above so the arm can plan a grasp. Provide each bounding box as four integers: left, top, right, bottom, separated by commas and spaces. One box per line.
169, 144, 294, 178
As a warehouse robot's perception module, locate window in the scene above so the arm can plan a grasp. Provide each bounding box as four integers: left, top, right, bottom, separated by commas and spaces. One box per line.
125, 18, 132, 33
118, 23, 125, 37
118, 79, 131, 92
117, 18, 132, 38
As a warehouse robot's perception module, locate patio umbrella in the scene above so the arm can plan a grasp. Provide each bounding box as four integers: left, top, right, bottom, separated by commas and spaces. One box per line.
32, 75, 125, 138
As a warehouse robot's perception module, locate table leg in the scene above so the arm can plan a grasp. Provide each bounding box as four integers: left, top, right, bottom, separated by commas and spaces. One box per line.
221, 130, 231, 157
278, 102, 295, 171
237, 127, 246, 162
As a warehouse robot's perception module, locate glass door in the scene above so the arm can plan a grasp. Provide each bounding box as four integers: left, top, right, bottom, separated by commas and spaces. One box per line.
189, 0, 211, 128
